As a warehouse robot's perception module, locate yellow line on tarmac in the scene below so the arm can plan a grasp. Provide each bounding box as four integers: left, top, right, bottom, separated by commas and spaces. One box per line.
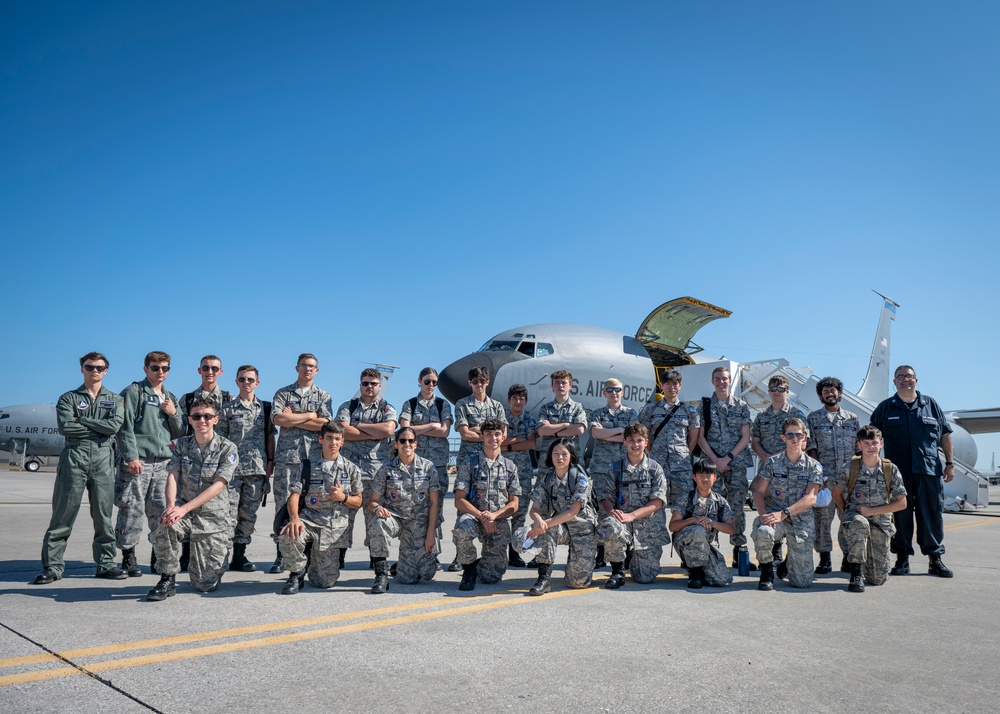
0, 586, 597, 687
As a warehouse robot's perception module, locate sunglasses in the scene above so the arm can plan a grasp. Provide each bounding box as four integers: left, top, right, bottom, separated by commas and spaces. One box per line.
83, 365, 107, 373
148, 365, 170, 373
768, 387, 788, 393
189, 414, 215, 421
422, 379, 438, 386
200, 366, 222, 373
361, 381, 379, 387
783, 432, 807, 440
604, 387, 623, 393
236, 377, 257, 384
396, 438, 416, 444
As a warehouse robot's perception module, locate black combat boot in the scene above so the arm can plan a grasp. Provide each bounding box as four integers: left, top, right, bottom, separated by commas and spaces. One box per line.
269, 544, 286, 574
776, 557, 788, 580
840, 555, 851, 573
146, 574, 176, 601
687, 566, 705, 590
604, 562, 626, 590
848, 563, 865, 593
772, 541, 783, 565
371, 559, 390, 594
447, 557, 462, 573
528, 563, 552, 596
815, 551, 832, 575
32, 568, 60, 585
890, 557, 909, 575
179, 541, 191, 572
928, 555, 954, 578
121, 548, 142, 578
338, 549, 346, 569
757, 562, 774, 591
282, 572, 305, 595
230, 542, 255, 572
459, 560, 479, 591
150, 550, 157, 575
594, 544, 607, 570
508, 544, 526, 568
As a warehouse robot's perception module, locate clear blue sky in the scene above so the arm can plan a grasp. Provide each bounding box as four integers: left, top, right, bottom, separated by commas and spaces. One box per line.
2, 2, 998, 465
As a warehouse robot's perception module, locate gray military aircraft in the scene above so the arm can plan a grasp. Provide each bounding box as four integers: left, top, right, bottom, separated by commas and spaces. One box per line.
0, 403, 62, 471
438, 294, 997, 512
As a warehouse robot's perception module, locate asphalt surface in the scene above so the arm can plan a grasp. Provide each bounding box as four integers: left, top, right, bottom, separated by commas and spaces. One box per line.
1, 468, 998, 713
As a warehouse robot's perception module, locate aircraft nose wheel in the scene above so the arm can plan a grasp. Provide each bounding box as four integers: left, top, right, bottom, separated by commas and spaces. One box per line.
25, 460, 41, 473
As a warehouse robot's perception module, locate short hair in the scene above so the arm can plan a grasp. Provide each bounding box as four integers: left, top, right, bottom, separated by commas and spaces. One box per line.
236, 365, 258, 378
200, 355, 221, 365
856, 425, 882, 442
544, 438, 580, 468
660, 369, 682, 386
418, 367, 438, 380
360, 368, 381, 382
394, 426, 416, 442
297, 353, 317, 365
815, 377, 844, 397
468, 366, 490, 382
623, 423, 649, 440
144, 351, 170, 367
188, 398, 217, 415
604, 378, 622, 389
508, 384, 527, 400
894, 365, 917, 378
480, 418, 506, 434
551, 369, 573, 382
80, 352, 109, 367
320, 421, 345, 437
692, 458, 717, 477
711, 366, 730, 379
782, 417, 806, 434
768, 375, 789, 390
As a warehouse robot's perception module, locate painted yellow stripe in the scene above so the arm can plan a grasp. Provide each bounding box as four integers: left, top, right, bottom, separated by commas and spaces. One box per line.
0, 586, 598, 687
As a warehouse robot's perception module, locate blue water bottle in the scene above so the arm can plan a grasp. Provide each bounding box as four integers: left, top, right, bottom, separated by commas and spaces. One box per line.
737, 546, 750, 577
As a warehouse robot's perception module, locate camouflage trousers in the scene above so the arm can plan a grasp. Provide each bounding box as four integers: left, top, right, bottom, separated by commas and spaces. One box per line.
453, 514, 511, 583
228, 474, 266, 544
270, 462, 298, 530
367, 512, 439, 584
672, 524, 733, 587
151, 519, 229, 592
535, 520, 596, 589
114, 458, 169, 550
510, 468, 535, 536
752, 516, 815, 588
666, 467, 693, 512
714, 466, 748, 547
596, 515, 668, 584
812, 500, 846, 554
279, 519, 349, 588
843, 511, 895, 586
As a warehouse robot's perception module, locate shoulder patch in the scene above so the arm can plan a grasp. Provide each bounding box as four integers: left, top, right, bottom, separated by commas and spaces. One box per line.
77, 399, 88, 409
228, 452, 238, 464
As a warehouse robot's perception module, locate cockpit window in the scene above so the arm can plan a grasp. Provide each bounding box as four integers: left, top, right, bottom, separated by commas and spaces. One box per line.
479, 340, 521, 352
0, 413, 8, 420
536, 343, 554, 357
517, 341, 535, 357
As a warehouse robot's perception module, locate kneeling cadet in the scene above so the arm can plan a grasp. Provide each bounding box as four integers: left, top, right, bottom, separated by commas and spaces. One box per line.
669, 458, 735, 589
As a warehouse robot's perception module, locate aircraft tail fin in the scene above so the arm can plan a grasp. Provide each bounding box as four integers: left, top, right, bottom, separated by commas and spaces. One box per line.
856, 291, 900, 404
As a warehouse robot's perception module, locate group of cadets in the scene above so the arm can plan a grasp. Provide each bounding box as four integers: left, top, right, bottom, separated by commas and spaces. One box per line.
34, 350, 954, 601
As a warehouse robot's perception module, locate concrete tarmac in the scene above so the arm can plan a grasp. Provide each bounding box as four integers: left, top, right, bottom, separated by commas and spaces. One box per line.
1, 468, 998, 713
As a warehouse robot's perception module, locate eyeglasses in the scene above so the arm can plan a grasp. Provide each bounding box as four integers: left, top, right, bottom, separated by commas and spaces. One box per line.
189, 414, 215, 421
768, 387, 788, 393
783, 432, 807, 440
148, 365, 170, 373
298, 364, 318, 371
236, 377, 257, 384
361, 381, 379, 387
470, 379, 487, 386
894, 374, 916, 381
200, 366, 221, 373
604, 387, 623, 393
83, 365, 108, 373
396, 438, 416, 444
422, 379, 438, 386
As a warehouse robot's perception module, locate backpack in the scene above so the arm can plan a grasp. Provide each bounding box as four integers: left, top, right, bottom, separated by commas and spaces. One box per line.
846, 456, 893, 504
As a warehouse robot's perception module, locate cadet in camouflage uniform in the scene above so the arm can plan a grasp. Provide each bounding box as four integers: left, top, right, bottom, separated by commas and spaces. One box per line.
270, 353, 332, 573
367, 428, 441, 593
669, 459, 735, 589
454, 366, 509, 464
34, 353, 126, 585
503, 384, 536, 566
179, 355, 233, 434
535, 369, 588, 456
806, 377, 860, 574
278, 422, 363, 594
216, 365, 275, 573
588, 378, 638, 486
147, 400, 239, 601
697, 367, 754, 567
526, 438, 597, 595
453, 419, 520, 590
337, 368, 398, 550
637, 369, 701, 511
398, 368, 453, 493
115, 351, 186, 577
596, 423, 669, 588
831, 425, 907, 593
751, 417, 823, 591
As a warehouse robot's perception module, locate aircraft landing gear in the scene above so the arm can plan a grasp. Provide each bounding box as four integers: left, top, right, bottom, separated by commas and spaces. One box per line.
25, 459, 41, 473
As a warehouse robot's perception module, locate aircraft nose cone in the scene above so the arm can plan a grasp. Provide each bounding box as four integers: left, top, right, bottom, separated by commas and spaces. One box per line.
438, 351, 530, 404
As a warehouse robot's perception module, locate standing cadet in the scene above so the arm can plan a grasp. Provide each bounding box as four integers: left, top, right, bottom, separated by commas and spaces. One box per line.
503, 384, 536, 567
669, 459, 735, 589
337, 368, 398, 556
751, 417, 822, 591
180, 355, 233, 431
588, 378, 638, 494
869, 365, 955, 578
34, 353, 126, 584
831, 426, 907, 593
697, 366, 754, 569
270, 353, 332, 574
596, 423, 669, 588
216, 365, 275, 573
637, 369, 701, 511
367, 427, 441, 593
278, 422, 363, 594
147, 399, 239, 601
535, 370, 588, 456
525, 439, 597, 595
806, 377, 860, 574
453, 419, 520, 590
115, 351, 185, 577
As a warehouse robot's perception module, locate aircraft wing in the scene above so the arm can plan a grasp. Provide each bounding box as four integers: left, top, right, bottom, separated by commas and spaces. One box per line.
635, 296, 732, 367
947, 409, 1000, 435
